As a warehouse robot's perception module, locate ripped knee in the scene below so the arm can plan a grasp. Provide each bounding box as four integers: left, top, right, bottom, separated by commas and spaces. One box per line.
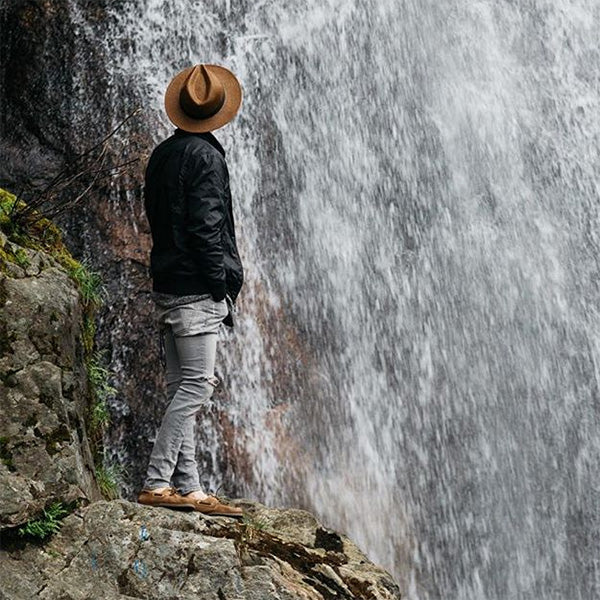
179, 373, 221, 393
198, 374, 220, 389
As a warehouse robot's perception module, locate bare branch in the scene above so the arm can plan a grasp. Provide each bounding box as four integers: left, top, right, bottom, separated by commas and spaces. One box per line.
9, 108, 142, 232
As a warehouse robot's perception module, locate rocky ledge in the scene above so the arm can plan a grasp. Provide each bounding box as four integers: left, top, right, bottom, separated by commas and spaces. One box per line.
1, 498, 401, 600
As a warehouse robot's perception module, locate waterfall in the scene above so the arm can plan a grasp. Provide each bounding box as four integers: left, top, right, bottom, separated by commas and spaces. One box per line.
100, 1, 600, 597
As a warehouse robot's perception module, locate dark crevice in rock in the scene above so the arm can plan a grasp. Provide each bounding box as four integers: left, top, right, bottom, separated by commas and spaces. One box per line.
0, 521, 48, 552
204, 523, 366, 599
0, 278, 7, 308
0, 320, 16, 356
0, 437, 16, 472
116, 568, 147, 599
315, 526, 345, 552
23, 413, 37, 428
44, 423, 72, 456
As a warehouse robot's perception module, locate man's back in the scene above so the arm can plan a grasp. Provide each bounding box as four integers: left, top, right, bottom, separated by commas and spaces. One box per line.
144, 129, 243, 304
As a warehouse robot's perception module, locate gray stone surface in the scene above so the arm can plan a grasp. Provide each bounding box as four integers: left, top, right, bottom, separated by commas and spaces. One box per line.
0, 241, 101, 530
0, 499, 402, 600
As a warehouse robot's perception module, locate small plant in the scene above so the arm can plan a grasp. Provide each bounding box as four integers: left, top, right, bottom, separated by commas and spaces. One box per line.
17, 502, 70, 541
232, 513, 271, 564
89, 398, 111, 434
12, 247, 30, 269
95, 461, 123, 500
238, 513, 270, 546
86, 349, 117, 438
68, 259, 106, 308
82, 313, 96, 355
85, 349, 120, 500
240, 513, 269, 532
87, 349, 116, 398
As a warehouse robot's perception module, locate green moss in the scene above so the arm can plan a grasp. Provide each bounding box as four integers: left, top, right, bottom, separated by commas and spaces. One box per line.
0, 190, 27, 235
0, 188, 108, 366
0, 188, 107, 310
12, 247, 30, 268
0, 242, 26, 274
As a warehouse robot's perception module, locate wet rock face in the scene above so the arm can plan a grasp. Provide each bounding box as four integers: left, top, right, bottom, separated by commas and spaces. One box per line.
0, 0, 162, 495
0, 0, 111, 184
0, 499, 402, 600
0, 233, 100, 530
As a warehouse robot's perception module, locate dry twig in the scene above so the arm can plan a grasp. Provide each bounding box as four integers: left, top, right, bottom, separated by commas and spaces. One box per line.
8, 108, 142, 230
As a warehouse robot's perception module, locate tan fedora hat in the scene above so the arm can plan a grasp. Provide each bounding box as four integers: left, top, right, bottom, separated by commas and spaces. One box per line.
164, 64, 242, 132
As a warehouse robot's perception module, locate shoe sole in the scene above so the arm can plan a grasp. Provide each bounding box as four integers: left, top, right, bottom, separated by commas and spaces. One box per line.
139, 500, 243, 517
172, 499, 244, 518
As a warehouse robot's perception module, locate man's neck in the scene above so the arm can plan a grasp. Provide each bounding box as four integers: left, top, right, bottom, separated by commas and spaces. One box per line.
174, 128, 226, 157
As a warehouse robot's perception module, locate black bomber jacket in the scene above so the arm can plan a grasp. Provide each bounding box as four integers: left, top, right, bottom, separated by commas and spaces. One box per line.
144, 129, 245, 313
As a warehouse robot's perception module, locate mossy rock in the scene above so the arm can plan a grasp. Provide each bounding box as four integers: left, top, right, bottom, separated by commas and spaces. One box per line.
0, 188, 83, 281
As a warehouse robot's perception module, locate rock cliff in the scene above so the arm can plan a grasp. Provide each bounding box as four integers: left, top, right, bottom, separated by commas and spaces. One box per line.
0, 190, 102, 530
2, 499, 401, 599
0, 192, 402, 598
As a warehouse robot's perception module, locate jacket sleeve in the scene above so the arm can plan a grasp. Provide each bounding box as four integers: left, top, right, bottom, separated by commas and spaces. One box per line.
184, 151, 227, 301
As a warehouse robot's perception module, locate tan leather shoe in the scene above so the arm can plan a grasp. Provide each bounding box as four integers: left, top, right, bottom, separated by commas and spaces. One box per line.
184, 494, 244, 517
137, 486, 192, 509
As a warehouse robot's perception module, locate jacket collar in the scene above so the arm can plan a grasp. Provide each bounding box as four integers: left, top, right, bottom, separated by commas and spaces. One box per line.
174, 128, 226, 157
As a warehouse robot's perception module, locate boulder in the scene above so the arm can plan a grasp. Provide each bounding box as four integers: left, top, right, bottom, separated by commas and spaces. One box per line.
0, 499, 401, 600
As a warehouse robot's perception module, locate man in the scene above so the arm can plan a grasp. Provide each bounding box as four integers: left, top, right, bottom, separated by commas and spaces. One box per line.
138, 64, 244, 517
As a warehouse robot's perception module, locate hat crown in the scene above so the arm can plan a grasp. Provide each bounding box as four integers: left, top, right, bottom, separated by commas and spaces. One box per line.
179, 65, 226, 119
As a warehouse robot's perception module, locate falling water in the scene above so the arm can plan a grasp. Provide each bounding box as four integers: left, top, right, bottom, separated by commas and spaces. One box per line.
102, 1, 600, 598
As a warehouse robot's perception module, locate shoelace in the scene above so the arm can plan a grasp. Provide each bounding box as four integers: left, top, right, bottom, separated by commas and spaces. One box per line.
172, 488, 220, 504
149, 487, 177, 496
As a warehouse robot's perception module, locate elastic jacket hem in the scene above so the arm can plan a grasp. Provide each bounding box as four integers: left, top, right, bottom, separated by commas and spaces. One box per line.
152, 274, 226, 300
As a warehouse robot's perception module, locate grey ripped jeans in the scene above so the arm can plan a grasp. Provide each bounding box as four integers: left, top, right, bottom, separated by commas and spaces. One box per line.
143, 294, 229, 495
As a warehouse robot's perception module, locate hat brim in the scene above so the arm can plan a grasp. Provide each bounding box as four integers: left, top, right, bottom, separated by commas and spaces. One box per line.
164, 64, 242, 133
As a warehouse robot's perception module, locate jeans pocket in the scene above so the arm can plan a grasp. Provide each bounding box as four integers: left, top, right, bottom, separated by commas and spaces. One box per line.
213, 298, 228, 318
203, 297, 228, 320
162, 305, 197, 336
